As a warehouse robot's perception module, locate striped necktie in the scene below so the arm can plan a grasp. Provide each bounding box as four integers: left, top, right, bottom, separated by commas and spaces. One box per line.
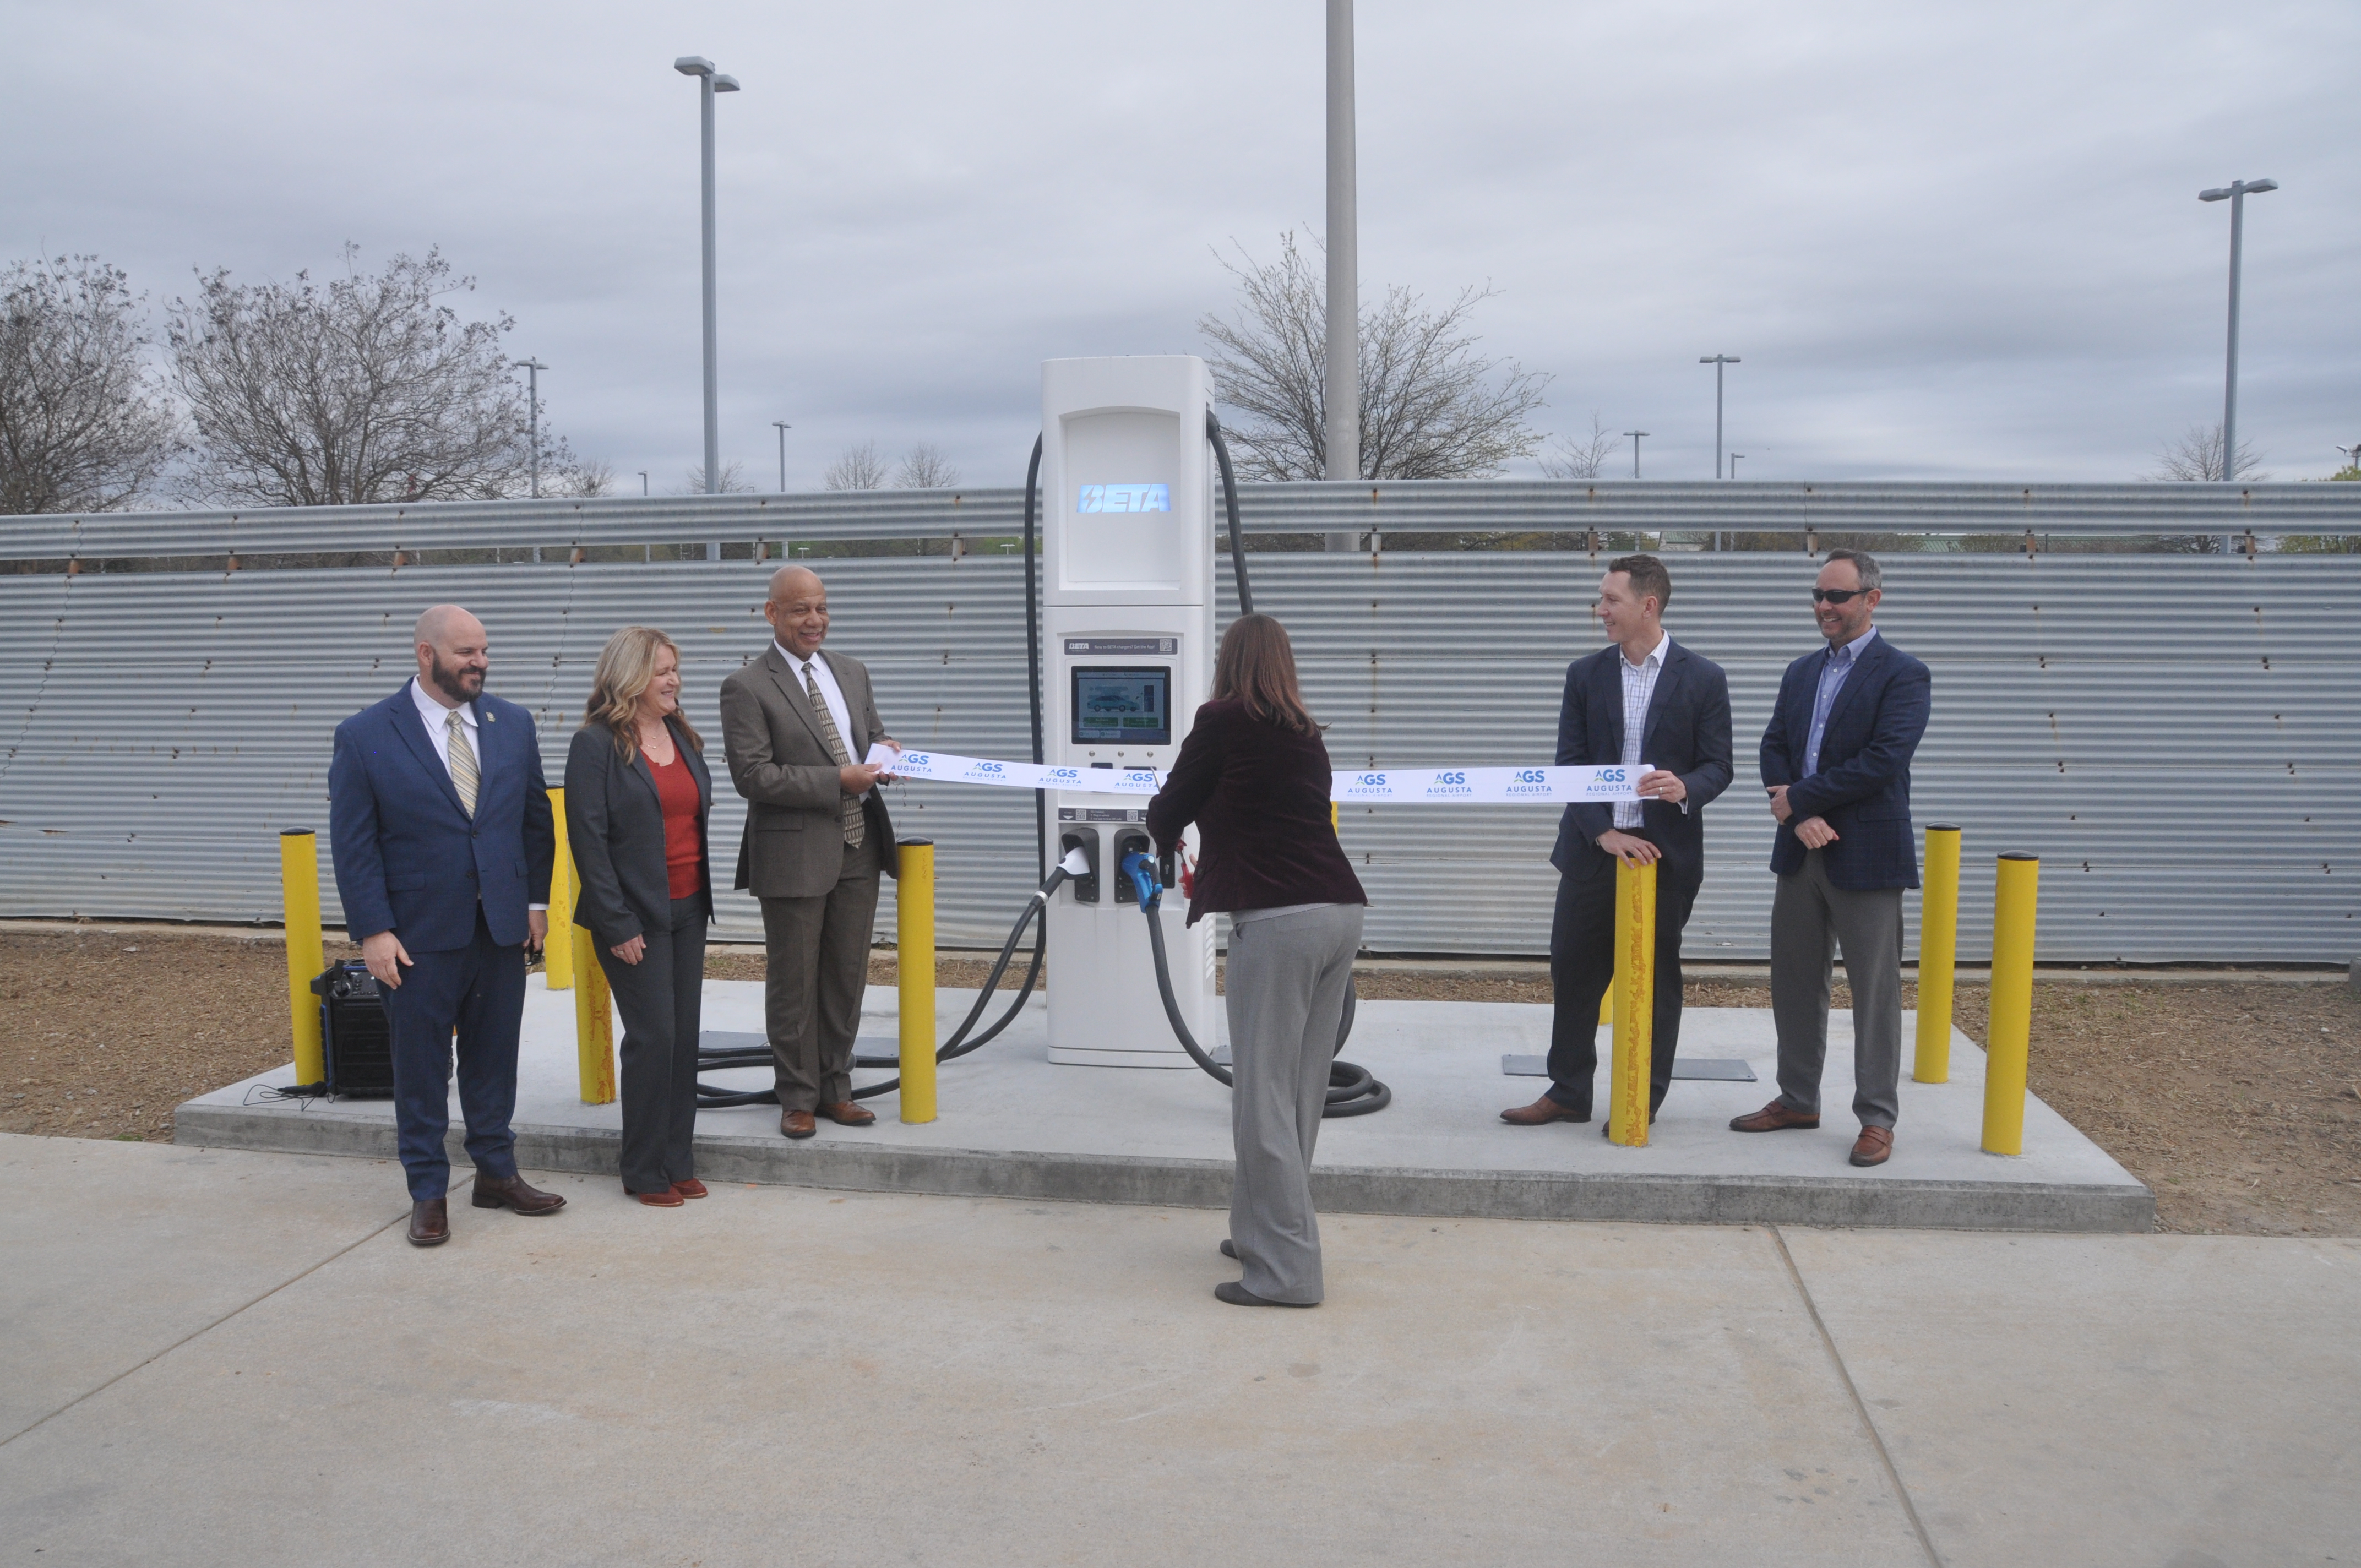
445, 710, 479, 818
802, 663, 865, 848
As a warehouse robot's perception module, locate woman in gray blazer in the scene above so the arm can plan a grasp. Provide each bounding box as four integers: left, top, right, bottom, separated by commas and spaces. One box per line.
565, 627, 715, 1206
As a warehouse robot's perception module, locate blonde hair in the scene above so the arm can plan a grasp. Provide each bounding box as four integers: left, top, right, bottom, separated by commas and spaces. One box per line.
584, 626, 703, 763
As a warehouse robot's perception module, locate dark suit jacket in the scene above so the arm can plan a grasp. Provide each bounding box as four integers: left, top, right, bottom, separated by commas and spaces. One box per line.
1548, 640, 1734, 890
717, 643, 898, 899
1759, 631, 1932, 891
563, 718, 715, 949
328, 682, 555, 951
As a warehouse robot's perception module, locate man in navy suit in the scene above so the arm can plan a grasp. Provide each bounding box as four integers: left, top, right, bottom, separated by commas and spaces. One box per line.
1503, 554, 1733, 1128
1731, 549, 1932, 1168
329, 605, 564, 1245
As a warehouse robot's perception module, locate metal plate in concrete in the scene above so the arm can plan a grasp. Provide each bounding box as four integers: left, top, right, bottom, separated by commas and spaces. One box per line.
175, 978, 2153, 1232
1502, 1053, 1758, 1081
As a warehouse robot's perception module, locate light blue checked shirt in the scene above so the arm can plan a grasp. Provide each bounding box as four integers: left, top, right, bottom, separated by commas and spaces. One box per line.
1804, 626, 1879, 778
1612, 633, 1670, 830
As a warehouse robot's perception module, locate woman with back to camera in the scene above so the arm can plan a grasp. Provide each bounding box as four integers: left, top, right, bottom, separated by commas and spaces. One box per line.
1146, 613, 1366, 1308
565, 627, 715, 1208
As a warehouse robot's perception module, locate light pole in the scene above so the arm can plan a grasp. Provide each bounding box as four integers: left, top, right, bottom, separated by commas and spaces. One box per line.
1700, 355, 1740, 477
637, 471, 649, 497
1728, 452, 1745, 478
773, 421, 792, 492
518, 358, 547, 498
1322, 0, 1361, 549
2198, 178, 2277, 482
676, 56, 740, 504
1623, 431, 1649, 479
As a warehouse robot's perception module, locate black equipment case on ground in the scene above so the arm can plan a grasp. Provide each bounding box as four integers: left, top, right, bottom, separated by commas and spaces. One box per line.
311, 960, 396, 1097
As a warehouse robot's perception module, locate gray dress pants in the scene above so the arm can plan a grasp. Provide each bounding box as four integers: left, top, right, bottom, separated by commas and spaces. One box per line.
1225, 903, 1364, 1305
760, 835, 880, 1112
596, 896, 708, 1195
1769, 848, 1907, 1129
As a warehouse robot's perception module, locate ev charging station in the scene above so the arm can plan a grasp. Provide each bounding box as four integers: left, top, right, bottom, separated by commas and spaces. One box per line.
1038, 356, 1220, 1067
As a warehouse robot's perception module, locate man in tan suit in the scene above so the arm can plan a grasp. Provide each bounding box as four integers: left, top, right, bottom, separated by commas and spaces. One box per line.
719, 566, 900, 1139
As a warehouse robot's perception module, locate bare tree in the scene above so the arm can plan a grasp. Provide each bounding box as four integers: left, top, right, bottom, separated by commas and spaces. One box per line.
1538, 412, 1622, 481
678, 460, 753, 494
1, 255, 181, 514
2150, 423, 2267, 482
824, 440, 889, 491
547, 453, 616, 498
1198, 232, 1550, 481
893, 442, 960, 489
168, 246, 543, 506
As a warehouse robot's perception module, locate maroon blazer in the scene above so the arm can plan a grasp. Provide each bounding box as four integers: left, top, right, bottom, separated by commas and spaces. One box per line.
1145, 699, 1367, 927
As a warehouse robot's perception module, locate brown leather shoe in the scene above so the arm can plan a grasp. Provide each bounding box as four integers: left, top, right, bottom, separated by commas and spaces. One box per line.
1849, 1126, 1894, 1167
1500, 1095, 1590, 1126
781, 1108, 817, 1140
632, 1186, 686, 1207
407, 1197, 449, 1246
470, 1173, 567, 1215
671, 1178, 709, 1199
820, 1101, 876, 1127
1729, 1099, 1821, 1133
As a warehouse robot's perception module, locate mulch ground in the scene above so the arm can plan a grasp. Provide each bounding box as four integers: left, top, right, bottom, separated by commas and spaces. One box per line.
8, 929, 2356, 1236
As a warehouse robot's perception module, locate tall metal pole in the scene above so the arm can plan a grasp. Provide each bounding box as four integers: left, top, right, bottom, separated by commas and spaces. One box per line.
698, 73, 719, 497
1623, 431, 1649, 479
2200, 178, 2276, 482
1324, 0, 1361, 550
773, 421, 792, 492
1700, 355, 1739, 477
520, 358, 547, 498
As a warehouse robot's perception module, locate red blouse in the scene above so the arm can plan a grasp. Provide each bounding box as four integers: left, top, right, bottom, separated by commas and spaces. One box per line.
651, 747, 704, 900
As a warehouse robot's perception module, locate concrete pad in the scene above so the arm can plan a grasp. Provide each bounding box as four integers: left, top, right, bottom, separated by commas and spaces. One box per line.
176, 978, 2153, 1231
1783, 1228, 2361, 1566
1, 1150, 1928, 1568
0, 1134, 402, 1442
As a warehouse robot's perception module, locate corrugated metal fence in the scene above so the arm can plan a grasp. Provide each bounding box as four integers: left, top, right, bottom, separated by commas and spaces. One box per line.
4, 481, 2356, 963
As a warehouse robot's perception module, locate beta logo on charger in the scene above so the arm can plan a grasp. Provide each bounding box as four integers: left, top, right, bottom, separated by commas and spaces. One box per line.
1076, 483, 1170, 514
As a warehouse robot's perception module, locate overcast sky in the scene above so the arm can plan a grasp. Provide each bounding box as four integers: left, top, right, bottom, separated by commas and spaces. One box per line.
5, 0, 2356, 492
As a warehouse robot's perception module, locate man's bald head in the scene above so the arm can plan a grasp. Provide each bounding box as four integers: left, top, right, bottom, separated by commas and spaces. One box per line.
763, 567, 831, 657
413, 604, 488, 707
414, 604, 483, 650
766, 565, 824, 605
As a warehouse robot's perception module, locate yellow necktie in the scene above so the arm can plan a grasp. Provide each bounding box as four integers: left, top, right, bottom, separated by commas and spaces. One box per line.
446, 710, 479, 818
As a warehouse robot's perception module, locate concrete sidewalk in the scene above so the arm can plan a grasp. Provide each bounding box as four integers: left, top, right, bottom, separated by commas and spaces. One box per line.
3, 1134, 2351, 1567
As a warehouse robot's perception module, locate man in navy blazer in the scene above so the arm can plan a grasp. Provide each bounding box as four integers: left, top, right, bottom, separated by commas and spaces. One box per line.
1731, 550, 1932, 1168
329, 605, 564, 1245
1503, 554, 1733, 1128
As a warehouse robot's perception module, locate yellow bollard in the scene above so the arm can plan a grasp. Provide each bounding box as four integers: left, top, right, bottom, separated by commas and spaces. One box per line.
278, 829, 327, 1087
544, 787, 574, 990
1608, 857, 1656, 1147
1913, 825, 1961, 1083
572, 924, 617, 1104
1981, 853, 2039, 1155
897, 839, 938, 1124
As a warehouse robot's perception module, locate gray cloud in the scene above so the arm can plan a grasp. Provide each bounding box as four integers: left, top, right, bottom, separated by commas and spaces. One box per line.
4, 0, 2354, 494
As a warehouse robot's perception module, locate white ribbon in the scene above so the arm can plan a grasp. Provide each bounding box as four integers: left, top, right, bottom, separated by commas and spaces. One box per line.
875, 746, 1643, 803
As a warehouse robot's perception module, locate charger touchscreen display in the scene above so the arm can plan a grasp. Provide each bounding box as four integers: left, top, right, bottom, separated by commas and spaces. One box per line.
1071, 667, 1171, 745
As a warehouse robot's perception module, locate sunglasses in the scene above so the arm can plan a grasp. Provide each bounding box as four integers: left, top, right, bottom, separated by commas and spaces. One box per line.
1811, 587, 1870, 605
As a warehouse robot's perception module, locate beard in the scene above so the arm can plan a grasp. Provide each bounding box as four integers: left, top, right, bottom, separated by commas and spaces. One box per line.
429, 653, 485, 703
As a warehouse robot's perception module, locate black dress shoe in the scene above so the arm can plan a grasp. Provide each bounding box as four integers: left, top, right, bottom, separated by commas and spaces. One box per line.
1215, 1281, 1316, 1308
407, 1197, 449, 1247
1220, 1238, 1238, 1260
471, 1173, 566, 1215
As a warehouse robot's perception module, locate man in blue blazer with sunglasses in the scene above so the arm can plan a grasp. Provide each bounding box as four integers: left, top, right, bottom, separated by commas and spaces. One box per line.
1732, 550, 1931, 1168
329, 604, 563, 1246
